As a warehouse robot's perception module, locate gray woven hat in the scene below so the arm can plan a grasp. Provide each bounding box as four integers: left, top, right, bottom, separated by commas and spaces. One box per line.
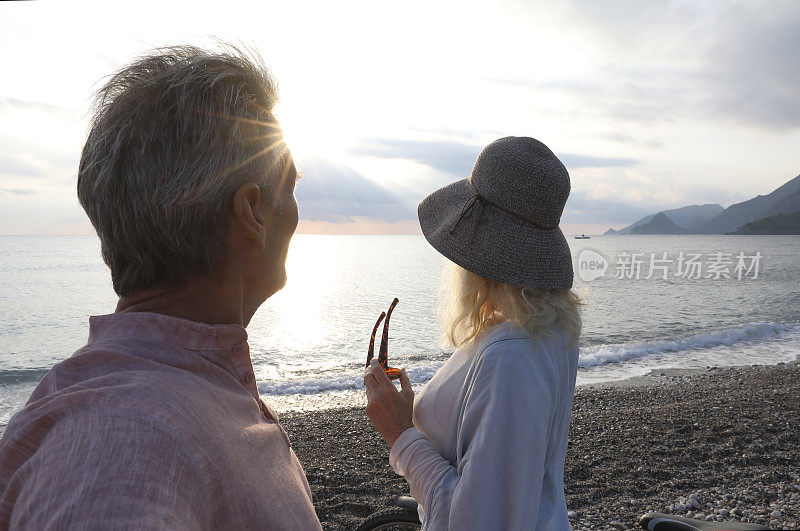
418, 136, 573, 289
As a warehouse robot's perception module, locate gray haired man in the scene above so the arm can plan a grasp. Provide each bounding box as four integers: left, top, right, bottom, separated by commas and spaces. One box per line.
0, 45, 321, 530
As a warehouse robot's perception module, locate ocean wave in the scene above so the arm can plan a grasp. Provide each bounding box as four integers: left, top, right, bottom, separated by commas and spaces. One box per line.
5, 322, 794, 397
259, 321, 800, 395
0, 367, 50, 386
259, 363, 443, 396
259, 374, 364, 395
579, 321, 800, 368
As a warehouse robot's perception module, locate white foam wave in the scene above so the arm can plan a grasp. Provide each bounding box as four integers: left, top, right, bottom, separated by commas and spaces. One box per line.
259, 363, 443, 396
257, 322, 799, 396
259, 375, 362, 395
579, 321, 800, 368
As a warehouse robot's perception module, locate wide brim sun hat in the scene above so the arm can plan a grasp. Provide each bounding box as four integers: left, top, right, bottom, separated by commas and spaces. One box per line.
418, 136, 573, 290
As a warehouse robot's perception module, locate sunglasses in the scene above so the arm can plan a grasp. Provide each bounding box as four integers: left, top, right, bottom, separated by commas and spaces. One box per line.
366, 297, 402, 380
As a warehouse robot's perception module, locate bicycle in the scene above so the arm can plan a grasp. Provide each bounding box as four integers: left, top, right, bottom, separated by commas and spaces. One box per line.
355, 496, 420, 531
639, 512, 771, 530
355, 498, 775, 530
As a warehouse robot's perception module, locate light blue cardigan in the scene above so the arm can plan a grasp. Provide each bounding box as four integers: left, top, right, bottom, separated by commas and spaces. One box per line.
389, 322, 579, 530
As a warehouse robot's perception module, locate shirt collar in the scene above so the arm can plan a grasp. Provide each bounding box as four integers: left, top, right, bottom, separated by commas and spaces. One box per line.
88, 311, 248, 351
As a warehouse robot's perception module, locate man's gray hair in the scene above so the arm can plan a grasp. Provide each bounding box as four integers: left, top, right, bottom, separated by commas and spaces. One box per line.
78, 43, 290, 297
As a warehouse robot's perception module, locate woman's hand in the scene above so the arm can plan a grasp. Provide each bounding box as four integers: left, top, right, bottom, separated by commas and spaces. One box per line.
364, 360, 415, 448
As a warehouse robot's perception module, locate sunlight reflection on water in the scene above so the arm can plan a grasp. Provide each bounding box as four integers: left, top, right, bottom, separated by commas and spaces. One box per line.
1, 234, 799, 419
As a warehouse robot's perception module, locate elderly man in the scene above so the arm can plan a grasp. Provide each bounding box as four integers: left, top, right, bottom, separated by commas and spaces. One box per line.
0, 45, 321, 529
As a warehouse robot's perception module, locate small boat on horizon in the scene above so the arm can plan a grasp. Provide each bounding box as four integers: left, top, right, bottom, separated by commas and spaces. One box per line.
574, 234, 591, 239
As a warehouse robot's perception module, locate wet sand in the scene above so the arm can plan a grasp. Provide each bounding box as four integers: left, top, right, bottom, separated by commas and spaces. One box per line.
281, 361, 800, 530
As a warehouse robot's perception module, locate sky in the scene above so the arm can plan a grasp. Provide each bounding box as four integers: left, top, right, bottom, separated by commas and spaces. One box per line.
0, 0, 798, 235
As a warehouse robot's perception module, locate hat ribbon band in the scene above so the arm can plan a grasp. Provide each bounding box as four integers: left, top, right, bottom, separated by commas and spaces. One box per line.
449, 186, 559, 243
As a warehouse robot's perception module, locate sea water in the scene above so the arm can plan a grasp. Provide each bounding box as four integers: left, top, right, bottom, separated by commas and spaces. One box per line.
0, 234, 798, 425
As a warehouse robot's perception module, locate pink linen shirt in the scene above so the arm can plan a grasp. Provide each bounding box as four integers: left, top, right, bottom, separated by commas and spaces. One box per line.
0, 312, 321, 530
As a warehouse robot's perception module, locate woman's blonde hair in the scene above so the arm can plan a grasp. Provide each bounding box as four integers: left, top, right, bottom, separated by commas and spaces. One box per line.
440, 261, 586, 349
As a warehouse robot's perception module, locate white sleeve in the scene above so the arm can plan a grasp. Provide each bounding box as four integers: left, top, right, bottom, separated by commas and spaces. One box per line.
389, 427, 451, 508
390, 343, 558, 530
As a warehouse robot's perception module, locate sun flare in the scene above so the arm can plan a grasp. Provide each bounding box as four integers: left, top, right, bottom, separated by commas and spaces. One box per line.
276, 103, 333, 162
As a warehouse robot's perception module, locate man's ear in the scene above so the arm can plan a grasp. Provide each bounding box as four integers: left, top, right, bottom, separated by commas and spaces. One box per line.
231, 182, 268, 248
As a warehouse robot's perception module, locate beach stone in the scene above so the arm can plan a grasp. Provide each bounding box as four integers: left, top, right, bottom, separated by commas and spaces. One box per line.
770, 509, 781, 518
281, 363, 800, 530
567, 511, 577, 518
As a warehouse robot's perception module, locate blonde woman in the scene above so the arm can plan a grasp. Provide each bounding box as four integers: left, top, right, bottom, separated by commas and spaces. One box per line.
364, 136, 584, 530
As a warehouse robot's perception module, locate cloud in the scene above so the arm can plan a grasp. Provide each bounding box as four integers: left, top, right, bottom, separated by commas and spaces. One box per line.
353, 139, 481, 177
496, 0, 800, 133
0, 140, 79, 181
295, 151, 648, 228
0, 153, 49, 178
563, 190, 654, 226
0, 97, 68, 115
2, 188, 37, 195
602, 133, 664, 150
563, 172, 755, 228
353, 138, 639, 174
294, 157, 414, 222
559, 153, 639, 168
701, 4, 800, 131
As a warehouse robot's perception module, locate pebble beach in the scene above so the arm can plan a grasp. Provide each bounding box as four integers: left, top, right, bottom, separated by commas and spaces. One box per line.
281, 361, 800, 530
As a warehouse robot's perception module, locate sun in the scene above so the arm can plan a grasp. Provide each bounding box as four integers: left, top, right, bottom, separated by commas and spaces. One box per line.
275, 100, 343, 163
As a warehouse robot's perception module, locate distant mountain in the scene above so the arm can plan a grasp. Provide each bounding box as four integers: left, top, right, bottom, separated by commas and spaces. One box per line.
727, 211, 800, 235
602, 174, 800, 236
615, 214, 656, 234
604, 204, 723, 235
697, 174, 800, 234
663, 204, 725, 230
769, 188, 800, 215
628, 212, 687, 235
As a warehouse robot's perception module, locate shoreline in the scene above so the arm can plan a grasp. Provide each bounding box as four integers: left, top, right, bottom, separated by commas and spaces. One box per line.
281, 361, 800, 530
260, 356, 800, 414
